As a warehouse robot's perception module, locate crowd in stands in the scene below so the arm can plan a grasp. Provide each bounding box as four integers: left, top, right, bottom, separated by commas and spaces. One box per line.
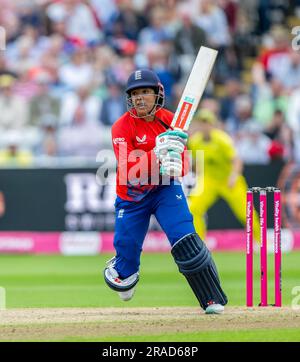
0, 0, 300, 167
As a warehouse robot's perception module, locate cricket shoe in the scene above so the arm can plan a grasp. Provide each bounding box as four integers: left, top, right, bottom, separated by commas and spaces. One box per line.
118, 287, 136, 301
104, 257, 139, 302
205, 303, 224, 315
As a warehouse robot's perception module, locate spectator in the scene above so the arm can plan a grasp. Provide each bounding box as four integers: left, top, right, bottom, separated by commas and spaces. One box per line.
234, 122, 271, 164
137, 6, 172, 47
264, 110, 293, 161
218, 0, 239, 34
6, 35, 38, 75
225, 94, 255, 134
37, 114, 58, 158
174, 8, 207, 56
90, 0, 117, 26
0, 0, 20, 42
173, 8, 207, 76
256, 0, 273, 35
275, 50, 300, 93
34, 34, 66, 83
100, 79, 126, 127
195, 0, 236, 82
16, 1, 44, 32
57, 85, 104, 157
58, 47, 93, 90
59, 85, 101, 127
0, 75, 32, 148
233, 7, 258, 59
105, 0, 147, 41
46, 0, 102, 43
93, 45, 118, 88
0, 132, 33, 167
29, 72, 60, 127
195, 0, 231, 48
219, 77, 242, 125
253, 78, 288, 127
252, 25, 290, 84
264, 109, 290, 140
143, 43, 180, 109
0, 72, 43, 149
256, 0, 288, 35
104, 56, 136, 89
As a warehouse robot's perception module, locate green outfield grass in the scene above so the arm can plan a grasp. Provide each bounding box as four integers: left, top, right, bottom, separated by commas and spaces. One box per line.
64, 328, 300, 342
0, 251, 299, 342
0, 252, 299, 308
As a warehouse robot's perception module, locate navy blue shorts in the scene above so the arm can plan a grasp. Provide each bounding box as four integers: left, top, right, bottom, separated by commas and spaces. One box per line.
113, 182, 195, 278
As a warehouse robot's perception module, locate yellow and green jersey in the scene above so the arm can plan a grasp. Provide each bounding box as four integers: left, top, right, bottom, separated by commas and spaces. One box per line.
188, 129, 236, 180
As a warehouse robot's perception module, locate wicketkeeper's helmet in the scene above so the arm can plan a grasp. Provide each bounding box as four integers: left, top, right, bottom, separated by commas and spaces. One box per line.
125, 69, 164, 117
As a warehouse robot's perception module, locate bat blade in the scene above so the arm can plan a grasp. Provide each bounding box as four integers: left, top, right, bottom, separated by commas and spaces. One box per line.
171, 46, 218, 131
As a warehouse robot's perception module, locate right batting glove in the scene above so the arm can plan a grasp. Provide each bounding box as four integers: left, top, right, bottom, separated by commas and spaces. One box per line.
160, 150, 183, 177
154, 130, 188, 160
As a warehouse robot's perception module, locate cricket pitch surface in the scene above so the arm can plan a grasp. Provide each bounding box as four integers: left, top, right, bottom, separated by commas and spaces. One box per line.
0, 307, 299, 341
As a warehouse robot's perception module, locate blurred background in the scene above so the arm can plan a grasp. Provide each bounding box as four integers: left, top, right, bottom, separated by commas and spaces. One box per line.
0, 0, 300, 254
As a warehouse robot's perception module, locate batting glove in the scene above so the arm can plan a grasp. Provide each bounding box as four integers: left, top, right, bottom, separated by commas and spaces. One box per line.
154, 130, 188, 160
160, 150, 183, 177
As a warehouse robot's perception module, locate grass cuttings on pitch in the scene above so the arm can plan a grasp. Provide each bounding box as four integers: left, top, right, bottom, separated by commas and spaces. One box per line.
0, 252, 299, 341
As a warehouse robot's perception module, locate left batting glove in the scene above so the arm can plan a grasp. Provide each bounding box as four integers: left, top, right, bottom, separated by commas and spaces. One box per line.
160, 151, 183, 177
154, 130, 188, 160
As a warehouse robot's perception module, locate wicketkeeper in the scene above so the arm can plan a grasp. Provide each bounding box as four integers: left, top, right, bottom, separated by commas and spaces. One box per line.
103, 69, 227, 314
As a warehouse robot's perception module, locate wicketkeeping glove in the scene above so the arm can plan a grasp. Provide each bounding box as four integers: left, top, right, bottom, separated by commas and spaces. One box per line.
160, 150, 183, 177
154, 130, 188, 160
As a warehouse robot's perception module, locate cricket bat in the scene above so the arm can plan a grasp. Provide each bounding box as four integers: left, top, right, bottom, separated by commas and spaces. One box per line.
171, 46, 218, 131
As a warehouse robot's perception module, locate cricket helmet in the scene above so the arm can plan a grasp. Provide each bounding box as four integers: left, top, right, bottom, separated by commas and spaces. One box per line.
125, 69, 164, 117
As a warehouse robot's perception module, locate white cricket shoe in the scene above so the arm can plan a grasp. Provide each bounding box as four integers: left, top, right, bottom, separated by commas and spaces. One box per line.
104, 257, 138, 302
205, 303, 224, 315
118, 287, 136, 301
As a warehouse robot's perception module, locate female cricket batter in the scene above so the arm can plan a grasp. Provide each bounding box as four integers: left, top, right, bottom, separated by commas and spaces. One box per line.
103, 69, 227, 314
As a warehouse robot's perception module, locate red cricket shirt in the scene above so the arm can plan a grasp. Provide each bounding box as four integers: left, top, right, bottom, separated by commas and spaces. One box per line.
111, 108, 189, 201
